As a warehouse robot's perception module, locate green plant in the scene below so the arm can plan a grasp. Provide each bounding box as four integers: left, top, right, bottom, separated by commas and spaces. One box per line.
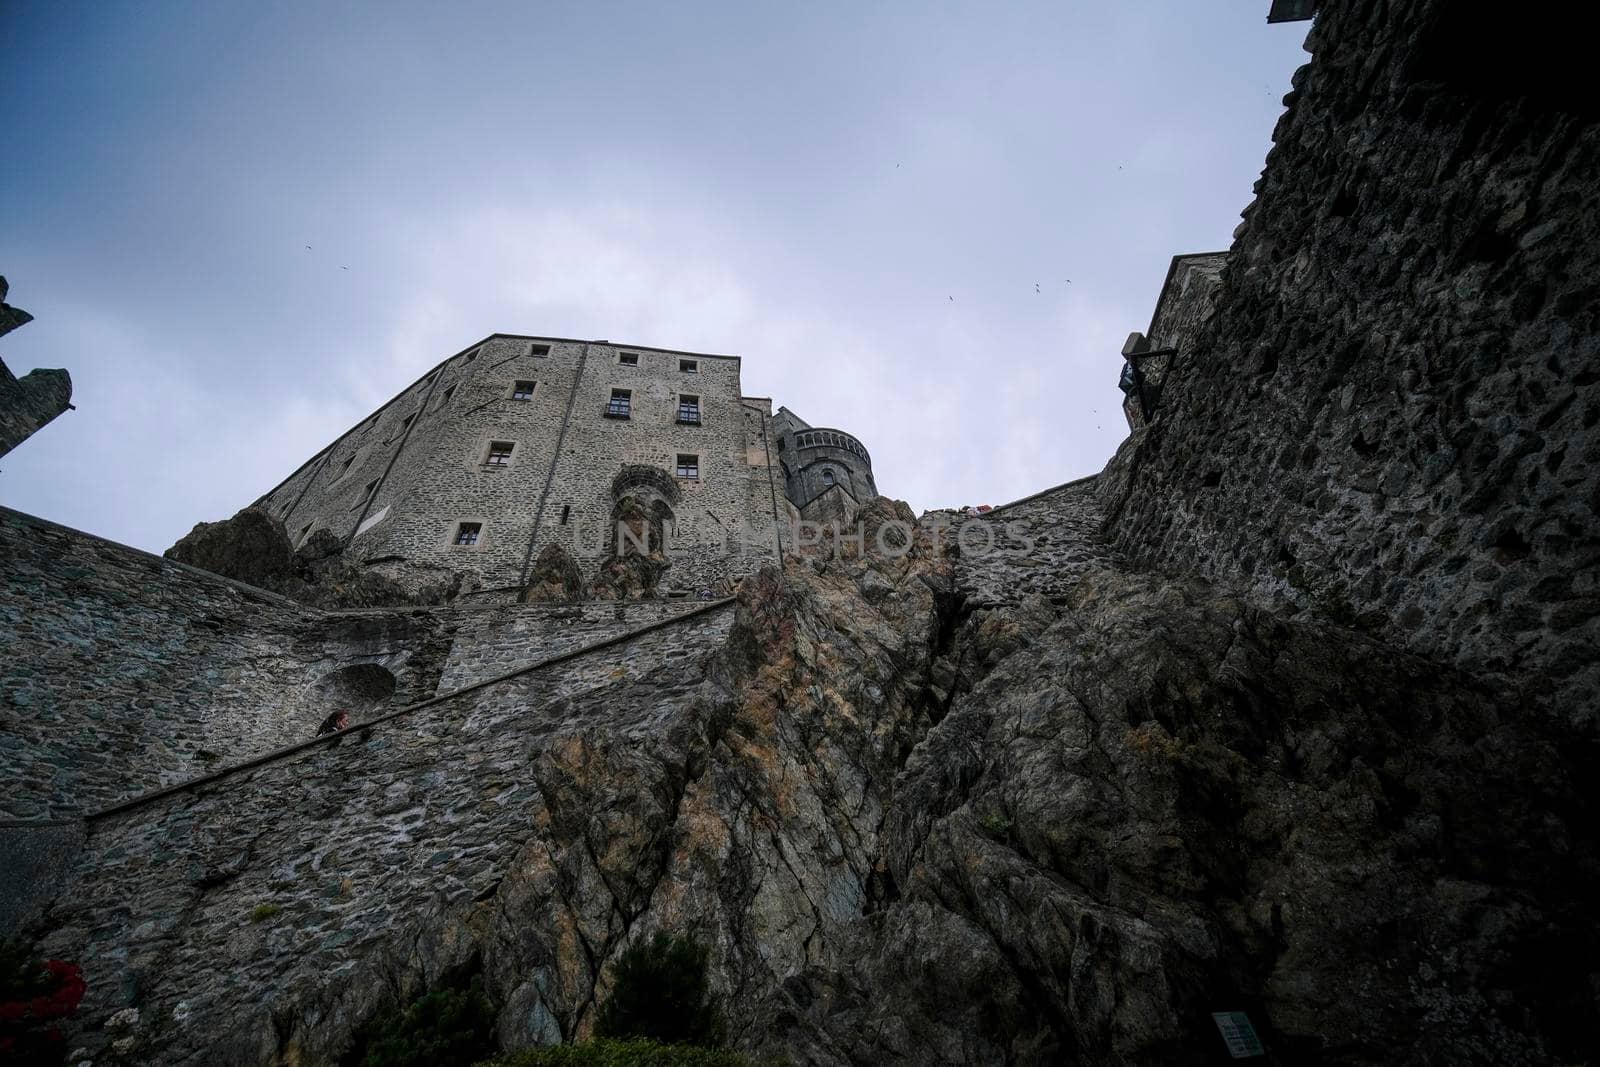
249, 903, 282, 923
980, 812, 1013, 837
484, 1038, 751, 1067
594, 933, 725, 1048
352, 977, 497, 1067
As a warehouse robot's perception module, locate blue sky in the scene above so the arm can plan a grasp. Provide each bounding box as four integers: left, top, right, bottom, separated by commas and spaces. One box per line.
1, 2, 1308, 551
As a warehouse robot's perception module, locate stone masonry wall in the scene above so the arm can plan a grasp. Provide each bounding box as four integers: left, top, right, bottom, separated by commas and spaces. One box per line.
939, 476, 1120, 611
0, 356, 72, 459
30, 603, 733, 1066
1100, 0, 1600, 724
435, 600, 717, 690
0, 509, 449, 820
1, 508, 731, 821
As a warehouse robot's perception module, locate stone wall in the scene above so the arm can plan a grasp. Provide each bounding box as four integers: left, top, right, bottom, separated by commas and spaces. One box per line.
943, 476, 1119, 610
29, 602, 733, 1065
435, 599, 719, 689
0, 357, 72, 459
0, 509, 454, 820
0, 507, 739, 822
1, 277, 72, 457
1099, 0, 1600, 724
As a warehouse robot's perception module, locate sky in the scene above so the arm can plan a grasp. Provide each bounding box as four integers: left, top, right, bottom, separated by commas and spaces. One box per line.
1, 2, 1308, 552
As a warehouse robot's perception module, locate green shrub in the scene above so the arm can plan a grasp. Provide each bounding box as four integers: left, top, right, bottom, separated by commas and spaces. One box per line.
351, 976, 497, 1067
594, 933, 725, 1048
485, 1038, 750, 1067
979, 812, 1012, 837
249, 903, 282, 923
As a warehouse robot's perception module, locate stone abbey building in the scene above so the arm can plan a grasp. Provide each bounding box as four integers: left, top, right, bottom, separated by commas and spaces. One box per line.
253, 334, 877, 597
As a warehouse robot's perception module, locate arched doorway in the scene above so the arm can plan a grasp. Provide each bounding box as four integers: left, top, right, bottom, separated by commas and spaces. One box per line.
305, 663, 398, 732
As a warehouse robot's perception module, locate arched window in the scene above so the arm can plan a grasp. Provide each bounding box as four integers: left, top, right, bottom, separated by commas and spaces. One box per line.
822, 468, 836, 486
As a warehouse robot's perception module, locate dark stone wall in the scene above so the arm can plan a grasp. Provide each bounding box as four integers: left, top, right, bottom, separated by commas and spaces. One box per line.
0, 356, 71, 459
1100, 0, 1600, 724
0, 509, 450, 819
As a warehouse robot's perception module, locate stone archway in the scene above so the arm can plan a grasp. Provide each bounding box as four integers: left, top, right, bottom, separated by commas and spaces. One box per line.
594, 464, 678, 598
608, 464, 680, 558
305, 662, 397, 731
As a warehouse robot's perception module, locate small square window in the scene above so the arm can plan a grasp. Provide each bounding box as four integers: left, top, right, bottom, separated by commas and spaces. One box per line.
606, 389, 632, 419
676, 454, 699, 479
677, 395, 701, 425
484, 441, 514, 467
454, 522, 482, 546
530, 343, 550, 356
679, 359, 698, 373
619, 352, 639, 367
512, 380, 536, 400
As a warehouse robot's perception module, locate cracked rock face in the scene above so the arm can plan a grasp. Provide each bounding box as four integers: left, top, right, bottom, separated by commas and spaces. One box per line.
449, 491, 1595, 1065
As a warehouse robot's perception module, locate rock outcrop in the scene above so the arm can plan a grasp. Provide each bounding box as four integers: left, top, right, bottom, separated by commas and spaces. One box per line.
165, 506, 462, 608
522, 543, 587, 603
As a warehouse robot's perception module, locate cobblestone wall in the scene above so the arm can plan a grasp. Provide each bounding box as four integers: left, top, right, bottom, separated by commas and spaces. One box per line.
941, 476, 1120, 610
0, 510, 450, 819
1100, 0, 1600, 724
435, 600, 719, 689
1, 509, 735, 821
30, 604, 733, 1065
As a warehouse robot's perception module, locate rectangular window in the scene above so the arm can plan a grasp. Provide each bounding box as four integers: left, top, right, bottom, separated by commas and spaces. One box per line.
679, 359, 698, 373
530, 343, 550, 356
484, 441, 514, 467
512, 380, 536, 400
606, 389, 632, 419
677, 395, 701, 425
619, 352, 639, 366
560, 505, 571, 525
676, 453, 699, 479
454, 522, 482, 546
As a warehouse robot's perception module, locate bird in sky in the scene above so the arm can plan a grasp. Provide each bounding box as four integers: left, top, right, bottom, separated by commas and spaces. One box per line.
304, 245, 312, 250
341, 266, 349, 271
1035, 283, 1041, 293
948, 295, 953, 301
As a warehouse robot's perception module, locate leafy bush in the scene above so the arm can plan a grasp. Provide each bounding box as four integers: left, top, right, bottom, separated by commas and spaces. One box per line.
485, 1038, 750, 1067
979, 812, 1013, 837
594, 933, 724, 1048
351, 976, 497, 1067
249, 903, 283, 923
0, 940, 86, 1066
